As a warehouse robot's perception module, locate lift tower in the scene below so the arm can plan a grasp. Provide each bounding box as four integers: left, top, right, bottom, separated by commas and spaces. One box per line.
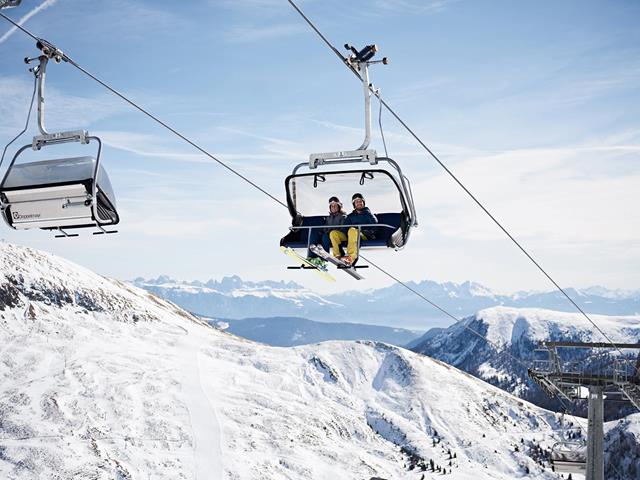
528, 341, 640, 480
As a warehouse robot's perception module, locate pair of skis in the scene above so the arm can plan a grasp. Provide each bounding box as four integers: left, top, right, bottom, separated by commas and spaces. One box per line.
281, 245, 364, 281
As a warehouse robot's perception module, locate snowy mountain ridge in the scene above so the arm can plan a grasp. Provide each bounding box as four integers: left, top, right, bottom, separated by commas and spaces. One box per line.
461, 306, 640, 346
4, 242, 638, 478
133, 275, 640, 329
410, 306, 640, 418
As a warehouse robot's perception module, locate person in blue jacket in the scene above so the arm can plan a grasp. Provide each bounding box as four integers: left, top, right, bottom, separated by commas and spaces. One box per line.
329, 193, 378, 265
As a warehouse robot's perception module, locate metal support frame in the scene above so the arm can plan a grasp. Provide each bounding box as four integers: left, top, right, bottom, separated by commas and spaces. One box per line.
586, 386, 604, 480
308, 44, 388, 169
24, 53, 89, 149
529, 342, 640, 480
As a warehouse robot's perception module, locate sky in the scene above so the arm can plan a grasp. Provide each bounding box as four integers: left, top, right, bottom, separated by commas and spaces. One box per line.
0, 0, 638, 296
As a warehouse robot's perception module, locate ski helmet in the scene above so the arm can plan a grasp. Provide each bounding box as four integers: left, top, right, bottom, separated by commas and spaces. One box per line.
352, 193, 365, 207
328, 196, 342, 210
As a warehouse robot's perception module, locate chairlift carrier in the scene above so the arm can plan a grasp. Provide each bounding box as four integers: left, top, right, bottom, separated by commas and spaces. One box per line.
550, 440, 587, 474
0, 0, 21, 9
280, 44, 417, 253
0, 41, 118, 237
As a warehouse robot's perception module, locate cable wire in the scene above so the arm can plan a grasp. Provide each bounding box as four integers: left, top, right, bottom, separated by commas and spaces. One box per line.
377, 90, 389, 158
284, 0, 631, 365
0, 72, 36, 169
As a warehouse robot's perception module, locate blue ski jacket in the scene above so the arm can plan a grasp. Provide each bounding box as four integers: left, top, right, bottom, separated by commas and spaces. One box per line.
345, 207, 378, 239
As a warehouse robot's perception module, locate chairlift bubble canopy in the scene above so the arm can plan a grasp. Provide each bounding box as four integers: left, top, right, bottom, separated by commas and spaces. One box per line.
550, 441, 587, 474
280, 154, 417, 251
0, 149, 118, 231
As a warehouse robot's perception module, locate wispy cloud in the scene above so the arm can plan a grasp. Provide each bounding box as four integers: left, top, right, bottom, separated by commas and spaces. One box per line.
99, 130, 298, 165
371, 0, 458, 14
223, 22, 304, 44
410, 138, 640, 248
0, 0, 57, 45
0, 76, 126, 137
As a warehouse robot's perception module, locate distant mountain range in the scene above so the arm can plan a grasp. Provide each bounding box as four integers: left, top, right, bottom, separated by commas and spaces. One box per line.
132, 275, 640, 329
207, 316, 422, 347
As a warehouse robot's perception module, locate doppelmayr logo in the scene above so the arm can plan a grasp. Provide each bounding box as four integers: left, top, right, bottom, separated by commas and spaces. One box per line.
12, 211, 41, 220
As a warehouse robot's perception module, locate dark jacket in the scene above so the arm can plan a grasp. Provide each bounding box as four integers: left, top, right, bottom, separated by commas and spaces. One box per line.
323, 211, 346, 233
345, 207, 378, 238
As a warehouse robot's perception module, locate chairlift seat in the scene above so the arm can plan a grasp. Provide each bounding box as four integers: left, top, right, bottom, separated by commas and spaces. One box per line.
280, 212, 402, 249
281, 166, 414, 252
0, 156, 119, 230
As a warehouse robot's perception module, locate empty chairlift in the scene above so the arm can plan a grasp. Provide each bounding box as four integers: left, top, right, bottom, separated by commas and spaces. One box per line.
0, 41, 118, 237
550, 441, 587, 474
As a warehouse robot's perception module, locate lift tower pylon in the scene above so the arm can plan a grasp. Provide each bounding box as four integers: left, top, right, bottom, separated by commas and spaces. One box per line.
528, 341, 640, 480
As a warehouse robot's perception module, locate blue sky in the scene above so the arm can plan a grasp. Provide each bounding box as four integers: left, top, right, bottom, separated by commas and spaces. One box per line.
0, 0, 638, 295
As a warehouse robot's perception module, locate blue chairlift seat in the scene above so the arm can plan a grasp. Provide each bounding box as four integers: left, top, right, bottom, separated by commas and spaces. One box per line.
280, 212, 402, 249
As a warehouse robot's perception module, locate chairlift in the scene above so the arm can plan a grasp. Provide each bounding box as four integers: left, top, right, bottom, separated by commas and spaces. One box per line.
0, 0, 21, 9
280, 44, 417, 256
0, 41, 118, 238
550, 441, 587, 474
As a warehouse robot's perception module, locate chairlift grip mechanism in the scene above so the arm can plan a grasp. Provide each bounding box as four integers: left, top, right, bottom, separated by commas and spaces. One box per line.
24, 40, 79, 145
308, 44, 388, 169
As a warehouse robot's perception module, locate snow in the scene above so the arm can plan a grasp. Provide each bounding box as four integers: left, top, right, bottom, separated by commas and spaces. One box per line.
474, 306, 640, 346
0, 242, 631, 479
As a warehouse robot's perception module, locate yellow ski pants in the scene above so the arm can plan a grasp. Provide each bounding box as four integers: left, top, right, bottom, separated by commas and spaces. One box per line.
329, 227, 366, 259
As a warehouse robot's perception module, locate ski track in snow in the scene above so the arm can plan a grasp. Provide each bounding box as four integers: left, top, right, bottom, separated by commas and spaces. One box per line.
177, 330, 223, 479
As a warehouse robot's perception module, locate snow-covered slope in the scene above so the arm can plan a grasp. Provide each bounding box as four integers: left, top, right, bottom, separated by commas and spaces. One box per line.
410, 306, 640, 416
1, 244, 636, 479
134, 276, 640, 329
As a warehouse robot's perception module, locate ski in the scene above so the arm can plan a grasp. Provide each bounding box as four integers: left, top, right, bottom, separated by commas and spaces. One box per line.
280, 246, 336, 282
309, 245, 364, 280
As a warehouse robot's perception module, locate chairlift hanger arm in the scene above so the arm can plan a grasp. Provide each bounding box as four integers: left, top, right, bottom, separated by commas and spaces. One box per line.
343, 43, 388, 152
23, 40, 85, 144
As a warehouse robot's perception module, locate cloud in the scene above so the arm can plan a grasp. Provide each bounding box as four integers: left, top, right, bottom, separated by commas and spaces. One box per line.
0, 0, 57, 45
223, 22, 304, 44
410, 141, 640, 248
99, 130, 298, 165
0, 76, 128, 141
371, 0, 458, 14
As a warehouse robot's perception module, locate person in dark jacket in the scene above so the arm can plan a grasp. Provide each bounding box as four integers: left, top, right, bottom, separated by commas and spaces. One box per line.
328, 193, 378, 264
307, 196, 346, 266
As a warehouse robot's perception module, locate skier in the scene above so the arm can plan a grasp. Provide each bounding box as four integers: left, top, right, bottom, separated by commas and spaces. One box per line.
328, 193, 378, 265
307, 196, 346, 268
